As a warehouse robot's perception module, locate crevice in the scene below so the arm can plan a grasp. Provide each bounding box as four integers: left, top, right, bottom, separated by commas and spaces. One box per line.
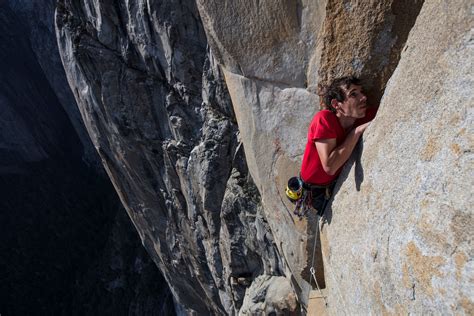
317, 0, 425, 105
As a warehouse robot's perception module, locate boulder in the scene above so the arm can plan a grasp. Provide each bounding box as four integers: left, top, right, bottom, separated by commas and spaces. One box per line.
239, 275, 298, 315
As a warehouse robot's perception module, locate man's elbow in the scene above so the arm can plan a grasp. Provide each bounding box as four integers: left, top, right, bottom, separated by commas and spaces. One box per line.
322, 165, 337, 176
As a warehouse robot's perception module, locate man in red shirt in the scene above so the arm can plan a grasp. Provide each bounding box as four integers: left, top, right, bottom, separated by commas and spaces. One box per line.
300, 76, 377, 215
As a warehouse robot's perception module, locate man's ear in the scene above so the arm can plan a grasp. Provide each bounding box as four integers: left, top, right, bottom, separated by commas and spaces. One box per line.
330, 99, 339, 110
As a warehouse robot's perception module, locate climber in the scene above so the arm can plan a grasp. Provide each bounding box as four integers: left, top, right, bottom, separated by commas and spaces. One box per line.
299, 76, 378, 216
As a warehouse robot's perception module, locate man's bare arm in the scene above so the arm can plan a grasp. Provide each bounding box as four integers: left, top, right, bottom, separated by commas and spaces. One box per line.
315, 122, 370, 175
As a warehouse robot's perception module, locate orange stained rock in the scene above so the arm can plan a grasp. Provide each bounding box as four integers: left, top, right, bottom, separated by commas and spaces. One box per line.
420, 137, 440, 161
450, 143, 461, 156
453, 252, 468, 281
404, 241, 446, 297
459, 296, 474, 315
307, 290, 327, 316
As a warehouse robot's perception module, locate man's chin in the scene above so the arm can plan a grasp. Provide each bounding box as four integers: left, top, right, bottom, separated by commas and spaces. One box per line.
359, 107, 367, 117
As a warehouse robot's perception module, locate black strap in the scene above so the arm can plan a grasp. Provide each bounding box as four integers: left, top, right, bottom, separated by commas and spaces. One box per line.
300, 177, 334, 190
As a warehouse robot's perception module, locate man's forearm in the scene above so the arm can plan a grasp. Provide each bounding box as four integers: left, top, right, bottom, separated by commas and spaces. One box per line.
324, 128, 364, 175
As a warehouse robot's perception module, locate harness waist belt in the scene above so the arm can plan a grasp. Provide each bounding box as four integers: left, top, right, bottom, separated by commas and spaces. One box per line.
301, 179, 334, 190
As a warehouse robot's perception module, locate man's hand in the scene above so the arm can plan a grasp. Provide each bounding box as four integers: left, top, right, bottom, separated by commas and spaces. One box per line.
355, 121, 371, 135
315, 123, 370, 176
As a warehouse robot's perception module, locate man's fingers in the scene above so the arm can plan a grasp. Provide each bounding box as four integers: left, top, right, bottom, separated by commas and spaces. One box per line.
356, 122, 371, 134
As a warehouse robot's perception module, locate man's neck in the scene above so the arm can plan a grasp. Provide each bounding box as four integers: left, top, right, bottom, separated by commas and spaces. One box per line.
336, 114, 357, 130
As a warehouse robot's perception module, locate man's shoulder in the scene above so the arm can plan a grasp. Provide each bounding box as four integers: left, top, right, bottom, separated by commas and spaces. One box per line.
309, 109, 339, 135
311, 109, 338, 125
311, 109, 333, 119
309, 109, 340, 139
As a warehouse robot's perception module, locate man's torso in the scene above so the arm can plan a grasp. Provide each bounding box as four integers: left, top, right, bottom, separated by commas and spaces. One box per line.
300, 107, 377, 185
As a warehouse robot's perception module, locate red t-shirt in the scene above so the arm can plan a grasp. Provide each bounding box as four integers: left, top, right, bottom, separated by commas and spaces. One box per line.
300, 107, 377, 185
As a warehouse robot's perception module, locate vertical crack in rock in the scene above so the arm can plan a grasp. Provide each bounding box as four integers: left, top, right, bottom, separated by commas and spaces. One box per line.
317, 0, 424, 103
56, 0, 288, 314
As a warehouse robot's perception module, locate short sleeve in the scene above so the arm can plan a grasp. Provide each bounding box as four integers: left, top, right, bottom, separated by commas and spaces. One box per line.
309, 111, 338, 141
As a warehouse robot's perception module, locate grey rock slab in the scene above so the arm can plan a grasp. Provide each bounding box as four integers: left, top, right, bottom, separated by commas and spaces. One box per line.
223, 69, 323, 304
197, 0, 326, 87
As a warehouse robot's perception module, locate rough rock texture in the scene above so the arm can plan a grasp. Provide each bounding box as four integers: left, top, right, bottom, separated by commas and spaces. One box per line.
0, 3, 173, 314
239, 275, 298, 315
197, 0, 424, 308
198, 0, 326, 87
316, 0, 424, 103
55, 0, 289, 314
322, 0, 473, 314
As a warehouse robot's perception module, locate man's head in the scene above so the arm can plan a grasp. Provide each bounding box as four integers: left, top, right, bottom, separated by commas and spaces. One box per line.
320, 76, 368, 119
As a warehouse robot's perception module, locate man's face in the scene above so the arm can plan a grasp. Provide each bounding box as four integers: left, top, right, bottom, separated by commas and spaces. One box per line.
337, 84, 367, 119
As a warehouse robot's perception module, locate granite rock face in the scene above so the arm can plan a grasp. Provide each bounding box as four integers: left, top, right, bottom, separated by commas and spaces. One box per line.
56, 0, 288, 314
197, 0, 325, 87
316, 0, 424, 102
239, 275, 298, 315
55, 0, 472, 314
322, 0, 473, 314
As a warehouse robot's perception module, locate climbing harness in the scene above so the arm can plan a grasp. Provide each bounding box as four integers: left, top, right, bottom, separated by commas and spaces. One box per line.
293, 189, 313, 219
286, 176, 333, 220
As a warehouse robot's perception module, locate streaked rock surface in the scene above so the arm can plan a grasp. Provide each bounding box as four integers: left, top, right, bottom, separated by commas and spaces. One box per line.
55, 0, 289, 314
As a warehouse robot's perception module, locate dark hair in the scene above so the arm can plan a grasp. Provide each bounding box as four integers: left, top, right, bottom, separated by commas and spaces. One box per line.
318, 76, 362, 111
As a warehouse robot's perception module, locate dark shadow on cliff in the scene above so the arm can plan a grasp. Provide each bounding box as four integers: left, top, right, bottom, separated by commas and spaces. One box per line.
354, 139, 365, 191
0, 4, 175, 315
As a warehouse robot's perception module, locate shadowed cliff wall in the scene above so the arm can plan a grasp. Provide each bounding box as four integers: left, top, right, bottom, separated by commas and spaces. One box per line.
0, 3, 174, 314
